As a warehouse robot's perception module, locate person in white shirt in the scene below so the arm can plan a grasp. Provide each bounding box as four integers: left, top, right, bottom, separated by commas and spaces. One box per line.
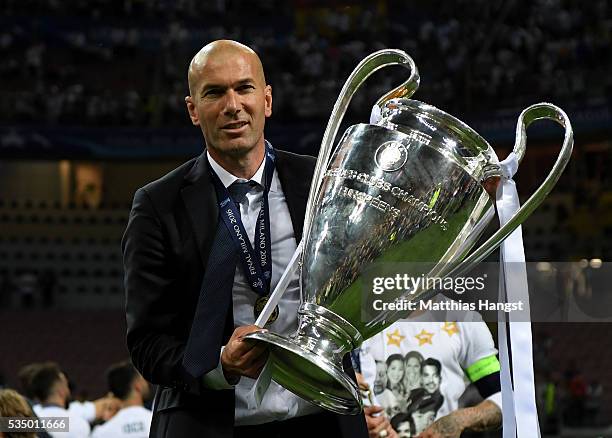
359, 304, 502, 438
19, 362, 120, 425
91, 361, 152, 438
29, 363, 91, 438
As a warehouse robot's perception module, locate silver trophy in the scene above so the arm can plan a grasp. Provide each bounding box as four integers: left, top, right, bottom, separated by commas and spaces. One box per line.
245, 49, 574, 414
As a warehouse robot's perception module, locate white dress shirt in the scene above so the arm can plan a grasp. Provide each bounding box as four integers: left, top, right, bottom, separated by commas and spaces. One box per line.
205, 150, 322, 425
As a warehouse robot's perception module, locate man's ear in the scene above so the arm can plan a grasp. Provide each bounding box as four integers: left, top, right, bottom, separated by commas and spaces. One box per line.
264, 85, 272, 118
185, 96, 199, 126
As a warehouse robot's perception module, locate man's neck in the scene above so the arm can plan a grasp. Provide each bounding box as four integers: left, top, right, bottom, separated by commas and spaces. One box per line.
121, 395, 142, 409
208, 142, 265, 180
44, 394, 65, 408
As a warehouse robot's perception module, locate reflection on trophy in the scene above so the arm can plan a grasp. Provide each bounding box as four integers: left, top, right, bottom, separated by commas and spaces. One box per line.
245, 49, 574, 414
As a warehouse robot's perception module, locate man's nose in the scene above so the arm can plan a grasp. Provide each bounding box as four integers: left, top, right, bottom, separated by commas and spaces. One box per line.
223, 90, 241, 115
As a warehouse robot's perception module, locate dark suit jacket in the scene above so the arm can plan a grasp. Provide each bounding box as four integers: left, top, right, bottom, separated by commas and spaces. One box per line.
122, 148, 368, 437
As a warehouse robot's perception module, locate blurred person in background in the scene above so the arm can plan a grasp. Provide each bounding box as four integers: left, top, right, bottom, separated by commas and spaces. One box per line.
90, 361, 152, 438
0, 388, 37, 438
19, 363, 119, 427
29, 363, 90, 438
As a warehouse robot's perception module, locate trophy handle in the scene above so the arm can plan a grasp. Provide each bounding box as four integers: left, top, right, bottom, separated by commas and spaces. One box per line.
456, 103, 574, 274
302, 49, 420, 243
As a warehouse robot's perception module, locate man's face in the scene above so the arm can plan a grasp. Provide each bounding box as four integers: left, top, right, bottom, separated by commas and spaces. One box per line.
396, 420, 412, 438
411, 410, 436, 433
421, 365, 441, 394
374, 361, 387, 394
186, 49, 272, 159
57, 372, 71, 403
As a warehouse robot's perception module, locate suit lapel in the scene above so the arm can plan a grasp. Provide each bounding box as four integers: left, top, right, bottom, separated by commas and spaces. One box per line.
275, 150, 313, 243
180, 153, 219, 269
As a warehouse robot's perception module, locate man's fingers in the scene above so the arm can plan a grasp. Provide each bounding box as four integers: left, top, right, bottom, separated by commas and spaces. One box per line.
366, 414, 385, 431
387, 425, 398, 438
244, 354, 269, 378
364, 405, 384, 415
231, 339, 268, 362
233, 325, 265, 338
371, 418, 388, 435
222, 325, 272, 378
243, 347, 269, 371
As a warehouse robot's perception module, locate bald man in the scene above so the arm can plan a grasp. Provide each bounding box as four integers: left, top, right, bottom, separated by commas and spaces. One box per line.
123, 40, 368, 438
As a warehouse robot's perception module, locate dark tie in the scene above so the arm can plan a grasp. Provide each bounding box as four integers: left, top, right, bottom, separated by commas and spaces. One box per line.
182, 180, 262, 378
228, 180, 258, 208
182, 215, 239, 378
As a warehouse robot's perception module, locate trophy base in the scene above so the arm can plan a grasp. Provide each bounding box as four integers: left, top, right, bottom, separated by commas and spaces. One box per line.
245, 330, 362, 415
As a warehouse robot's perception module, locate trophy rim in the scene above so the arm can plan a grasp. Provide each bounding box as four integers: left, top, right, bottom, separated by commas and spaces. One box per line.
384, 98, 493, 153
244, 331, 363, 415
380, 98, 501, 180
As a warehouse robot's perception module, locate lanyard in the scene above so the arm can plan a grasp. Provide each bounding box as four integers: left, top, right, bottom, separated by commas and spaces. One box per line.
208, 143, 275, 297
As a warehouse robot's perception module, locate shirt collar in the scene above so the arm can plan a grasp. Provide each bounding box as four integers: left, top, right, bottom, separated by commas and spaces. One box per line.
206, 149, 277, 192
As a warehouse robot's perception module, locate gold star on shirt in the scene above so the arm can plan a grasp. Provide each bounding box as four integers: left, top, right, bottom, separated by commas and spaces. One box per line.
386, 329, 405, 347
442, 322, 460, 337
415, 329, 434, 346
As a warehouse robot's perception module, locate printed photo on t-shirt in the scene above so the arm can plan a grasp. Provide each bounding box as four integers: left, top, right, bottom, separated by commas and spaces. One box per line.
372, 352, 445, 436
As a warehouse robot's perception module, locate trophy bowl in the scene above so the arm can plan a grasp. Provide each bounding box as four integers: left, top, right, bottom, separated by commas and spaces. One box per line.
245, 50, 573, 415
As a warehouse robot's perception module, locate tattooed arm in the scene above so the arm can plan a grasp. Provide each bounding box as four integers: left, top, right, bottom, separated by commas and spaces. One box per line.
415, 399, 502, 438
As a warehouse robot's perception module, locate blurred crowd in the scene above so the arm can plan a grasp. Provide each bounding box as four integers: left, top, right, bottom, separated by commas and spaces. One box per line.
1, 0, 610, 127
533, 330, 608, 434
0, 361, 152, 438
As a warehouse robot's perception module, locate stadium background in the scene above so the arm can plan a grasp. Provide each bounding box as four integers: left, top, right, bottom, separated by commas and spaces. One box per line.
0, 0, 610, 435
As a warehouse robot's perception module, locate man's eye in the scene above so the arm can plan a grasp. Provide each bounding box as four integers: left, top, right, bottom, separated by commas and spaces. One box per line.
203, 89, 222, 97
237, 85, 255, 92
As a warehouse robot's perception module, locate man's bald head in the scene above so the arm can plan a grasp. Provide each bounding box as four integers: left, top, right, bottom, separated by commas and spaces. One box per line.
184, 39, 273, 176
187, 40, 266, 96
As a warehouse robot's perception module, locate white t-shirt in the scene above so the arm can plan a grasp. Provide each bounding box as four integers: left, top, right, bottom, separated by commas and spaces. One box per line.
360, 312, 497, 435
90, 406, 152, 438
68, 401, 95, 423
33, 404, 91, 438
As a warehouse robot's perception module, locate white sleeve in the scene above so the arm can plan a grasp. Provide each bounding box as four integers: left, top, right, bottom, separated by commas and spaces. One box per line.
90, 424, 102, 438
458, 322, 497, 369
201, 346, 240, 390
69, 414, 91, 437
486, 391, 502, 410
68, 400, 95, 423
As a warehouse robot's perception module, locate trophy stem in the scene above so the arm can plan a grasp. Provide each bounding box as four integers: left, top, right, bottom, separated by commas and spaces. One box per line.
294, 303, 364, 364
244, 304, 364, 414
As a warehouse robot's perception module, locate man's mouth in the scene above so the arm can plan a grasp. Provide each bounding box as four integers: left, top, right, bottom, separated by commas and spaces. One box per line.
222, 121, 249, 130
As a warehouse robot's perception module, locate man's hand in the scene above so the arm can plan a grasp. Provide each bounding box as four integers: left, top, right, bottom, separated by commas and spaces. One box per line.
364, 405, 398, 438
221, 325, 269, 380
